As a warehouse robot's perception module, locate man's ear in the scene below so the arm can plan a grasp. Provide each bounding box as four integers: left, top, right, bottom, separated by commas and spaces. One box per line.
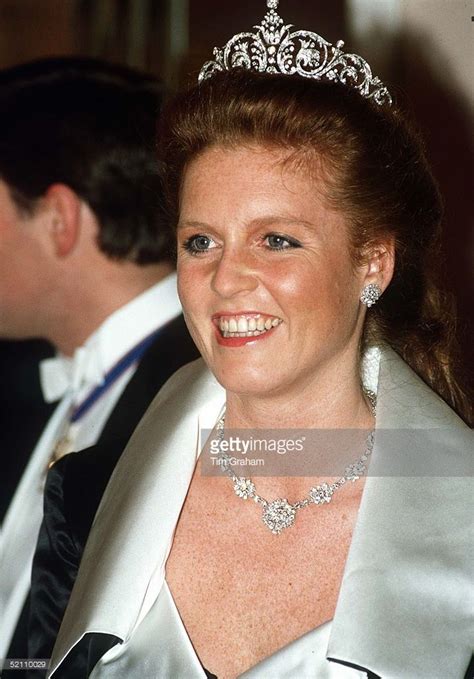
361, 237, 396, 293
43, 184, 82, 257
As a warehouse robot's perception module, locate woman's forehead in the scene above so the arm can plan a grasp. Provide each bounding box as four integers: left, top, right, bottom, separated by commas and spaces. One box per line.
181, 145, 340, 230
179, 145, 348, 243
183, 144, 334, 202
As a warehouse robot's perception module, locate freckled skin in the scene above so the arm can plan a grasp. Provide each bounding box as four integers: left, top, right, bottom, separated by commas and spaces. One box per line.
177, 145, 367, 406
166, 455, 366, 679
167, 146, 380, 678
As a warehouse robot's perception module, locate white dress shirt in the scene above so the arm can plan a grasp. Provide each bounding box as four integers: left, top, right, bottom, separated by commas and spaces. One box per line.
0, 273, 181, 658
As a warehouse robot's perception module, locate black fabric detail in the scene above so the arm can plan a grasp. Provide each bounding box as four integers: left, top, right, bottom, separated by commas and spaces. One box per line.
27, 457, 84, 669
24, 633, 120, 679
0, 339, 55, 524
2, 599, 30, 679
26, 449, 140, 675
328, 656, 380, 678
57, 633, 121, 679
463, 653, 474, 679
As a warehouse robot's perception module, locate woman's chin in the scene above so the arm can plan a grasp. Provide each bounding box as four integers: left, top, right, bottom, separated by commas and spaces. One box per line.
211, 364, 282, 398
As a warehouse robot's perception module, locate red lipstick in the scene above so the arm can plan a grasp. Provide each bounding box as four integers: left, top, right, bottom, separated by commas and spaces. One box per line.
214, 327, 278, 347
212, 311, 282, 348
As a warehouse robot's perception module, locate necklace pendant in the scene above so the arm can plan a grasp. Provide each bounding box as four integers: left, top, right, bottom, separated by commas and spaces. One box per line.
233, 477, 256, 499
309, 482, 334, 504
214, 408, 376, 535
262, 499, 296, 535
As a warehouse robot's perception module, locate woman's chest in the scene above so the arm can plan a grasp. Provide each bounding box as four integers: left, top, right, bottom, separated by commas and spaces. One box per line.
165, 469, 361, 678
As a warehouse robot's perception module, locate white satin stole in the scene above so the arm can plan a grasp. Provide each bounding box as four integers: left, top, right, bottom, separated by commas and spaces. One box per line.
89, 582, 366, 679
48, 346, 473, 679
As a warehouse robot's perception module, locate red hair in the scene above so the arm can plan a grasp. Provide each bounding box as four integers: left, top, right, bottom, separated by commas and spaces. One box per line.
160, 69, 471, 422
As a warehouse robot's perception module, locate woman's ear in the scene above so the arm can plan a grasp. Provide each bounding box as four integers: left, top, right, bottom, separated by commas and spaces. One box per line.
361, 237, 396, 293
43, 184, 82, 258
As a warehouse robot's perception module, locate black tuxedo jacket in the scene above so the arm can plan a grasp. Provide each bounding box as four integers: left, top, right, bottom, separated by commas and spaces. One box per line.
28, 440, 130, 678
7, 314, 199, 676
1, 339, 55, 524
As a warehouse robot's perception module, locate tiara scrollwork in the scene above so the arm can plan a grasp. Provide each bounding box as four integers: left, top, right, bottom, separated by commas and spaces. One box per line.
199, 0, 392, 107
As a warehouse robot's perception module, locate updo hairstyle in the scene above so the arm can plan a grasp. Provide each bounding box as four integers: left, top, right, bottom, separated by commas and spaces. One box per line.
160, 69, 471, 422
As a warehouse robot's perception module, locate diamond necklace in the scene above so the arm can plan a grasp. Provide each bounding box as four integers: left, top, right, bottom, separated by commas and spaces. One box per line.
214, 390, 376, 535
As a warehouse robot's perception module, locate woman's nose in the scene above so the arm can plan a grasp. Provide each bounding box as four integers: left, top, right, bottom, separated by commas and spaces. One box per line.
211, 249, 258, 299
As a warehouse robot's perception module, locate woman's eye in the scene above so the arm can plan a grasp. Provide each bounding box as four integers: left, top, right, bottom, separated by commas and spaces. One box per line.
182, 234, 216, 254
265, 234, 301, 250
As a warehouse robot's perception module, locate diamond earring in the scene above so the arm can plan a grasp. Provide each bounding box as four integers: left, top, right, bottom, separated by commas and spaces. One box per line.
360, 283, 382, 307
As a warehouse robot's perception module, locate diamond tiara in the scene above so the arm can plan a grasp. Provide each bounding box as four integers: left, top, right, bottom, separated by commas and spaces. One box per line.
199, 0, 392, 106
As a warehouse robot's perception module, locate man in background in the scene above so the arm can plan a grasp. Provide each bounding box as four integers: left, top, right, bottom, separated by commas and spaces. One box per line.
0, 57, 198, 662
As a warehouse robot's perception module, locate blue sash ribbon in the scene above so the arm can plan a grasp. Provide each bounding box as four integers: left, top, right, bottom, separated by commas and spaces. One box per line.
70, 326, 163, 423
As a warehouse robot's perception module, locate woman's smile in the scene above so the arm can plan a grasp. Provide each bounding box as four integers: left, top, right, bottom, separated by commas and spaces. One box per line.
177, 144, 368, 398
212, 312, 283, 345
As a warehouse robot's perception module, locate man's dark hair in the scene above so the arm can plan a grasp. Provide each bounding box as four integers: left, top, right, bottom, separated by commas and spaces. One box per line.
0, 56, 170, 264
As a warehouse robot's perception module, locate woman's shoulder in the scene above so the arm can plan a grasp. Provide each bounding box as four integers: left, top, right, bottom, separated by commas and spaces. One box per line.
378, 345, 469, 429
372, 345, 472, 479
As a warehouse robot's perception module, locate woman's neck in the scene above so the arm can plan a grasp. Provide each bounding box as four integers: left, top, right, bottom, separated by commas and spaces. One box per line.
224, 361, 374, 431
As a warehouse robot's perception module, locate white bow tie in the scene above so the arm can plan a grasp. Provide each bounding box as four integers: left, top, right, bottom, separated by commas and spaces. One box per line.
39, 345, 105, 403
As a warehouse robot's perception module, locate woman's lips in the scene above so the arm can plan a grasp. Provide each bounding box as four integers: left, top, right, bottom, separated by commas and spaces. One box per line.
212, 313, 282, 346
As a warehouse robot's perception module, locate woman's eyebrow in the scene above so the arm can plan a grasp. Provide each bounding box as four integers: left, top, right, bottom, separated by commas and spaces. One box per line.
177, 215, 317, 232
249, 215, 315, 229
177, 220, 211, 231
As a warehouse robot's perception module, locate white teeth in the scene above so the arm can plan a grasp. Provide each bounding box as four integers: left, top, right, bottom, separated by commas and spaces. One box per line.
223, 330, 265, 338
218, 314, 282, 339
237, 317, 248, 333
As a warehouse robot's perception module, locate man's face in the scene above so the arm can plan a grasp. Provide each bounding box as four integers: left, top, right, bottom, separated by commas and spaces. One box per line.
0, 180, 50, 338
